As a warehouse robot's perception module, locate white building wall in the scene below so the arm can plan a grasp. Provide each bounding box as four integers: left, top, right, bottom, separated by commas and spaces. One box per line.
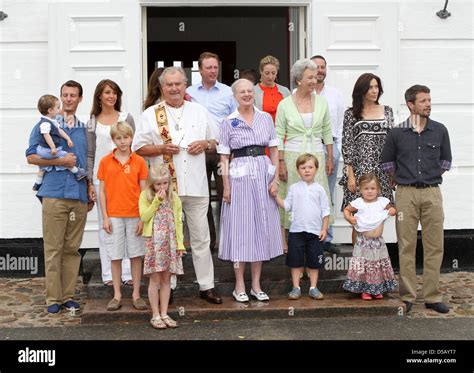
0, 0, 472, 245
398, 0, 474, 230
0, 1, 50, 239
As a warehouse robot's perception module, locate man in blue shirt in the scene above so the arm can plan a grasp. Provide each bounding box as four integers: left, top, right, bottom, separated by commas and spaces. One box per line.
381, 85, 452, 314
26, 80, 89, 314
186, 52, 235, 251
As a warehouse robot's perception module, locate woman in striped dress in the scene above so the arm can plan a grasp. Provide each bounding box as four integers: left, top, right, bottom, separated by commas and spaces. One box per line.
218, 79, 284, 303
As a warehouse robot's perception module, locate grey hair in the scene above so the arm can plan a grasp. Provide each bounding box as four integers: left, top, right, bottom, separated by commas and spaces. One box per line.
290, 59, 317, 86
231, 78, 253, 95
158, 66, 188, 86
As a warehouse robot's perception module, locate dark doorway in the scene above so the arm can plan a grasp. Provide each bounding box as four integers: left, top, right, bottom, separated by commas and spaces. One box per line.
146, 6, 291, 87
148, 41, 237, 85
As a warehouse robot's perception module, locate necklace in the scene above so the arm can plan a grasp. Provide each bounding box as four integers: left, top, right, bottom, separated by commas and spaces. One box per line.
165, 102, 185, 131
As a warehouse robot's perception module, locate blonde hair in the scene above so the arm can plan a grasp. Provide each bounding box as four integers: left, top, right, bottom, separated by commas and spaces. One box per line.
296, 153, 319, 169
37, 94, 59, 116
110, 121, 133, 139
145, 164, 174, 203
358, 173, 381, 191
259, 55, 280, 73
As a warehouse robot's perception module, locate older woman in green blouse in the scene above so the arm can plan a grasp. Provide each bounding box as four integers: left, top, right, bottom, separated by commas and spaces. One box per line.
275, 59, 334, 250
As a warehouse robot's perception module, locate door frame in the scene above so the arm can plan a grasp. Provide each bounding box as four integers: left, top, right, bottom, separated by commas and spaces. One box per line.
140, 1, 312, 99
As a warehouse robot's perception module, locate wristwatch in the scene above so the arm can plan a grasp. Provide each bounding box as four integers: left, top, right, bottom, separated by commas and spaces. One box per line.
206, 140, 212, 150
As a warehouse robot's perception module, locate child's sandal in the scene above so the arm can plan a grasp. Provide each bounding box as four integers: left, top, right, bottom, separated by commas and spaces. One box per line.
150, 316, 167, 329
161, 314, 178, 328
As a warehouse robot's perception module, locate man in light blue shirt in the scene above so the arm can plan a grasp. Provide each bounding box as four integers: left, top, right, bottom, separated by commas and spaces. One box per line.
186, 53, 235, 125
26, 80, 90, 314
186, 52, 235, 251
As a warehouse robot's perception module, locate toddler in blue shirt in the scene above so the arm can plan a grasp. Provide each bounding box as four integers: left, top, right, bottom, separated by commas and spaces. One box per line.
32, 94, 87, 191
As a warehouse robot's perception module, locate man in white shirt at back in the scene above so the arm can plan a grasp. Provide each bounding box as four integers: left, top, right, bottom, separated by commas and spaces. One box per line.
311, 55, 345, 254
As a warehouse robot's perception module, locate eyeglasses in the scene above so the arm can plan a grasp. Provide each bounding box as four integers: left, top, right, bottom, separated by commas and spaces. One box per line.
177, 134, 188, 151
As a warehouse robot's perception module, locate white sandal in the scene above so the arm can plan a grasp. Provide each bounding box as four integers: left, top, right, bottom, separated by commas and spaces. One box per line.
150, 316, 167, 329
161, 314, 178, 328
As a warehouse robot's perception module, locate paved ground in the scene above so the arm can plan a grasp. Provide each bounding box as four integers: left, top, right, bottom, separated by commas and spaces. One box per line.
0, 271, 472, 330
1, 316, 474, 340
1, 273, 473, 371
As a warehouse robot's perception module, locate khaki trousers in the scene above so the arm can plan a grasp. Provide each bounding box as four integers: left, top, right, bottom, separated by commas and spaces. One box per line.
42, 198, 87, 305
395, 186, 444, 303
180, 196, 215, 291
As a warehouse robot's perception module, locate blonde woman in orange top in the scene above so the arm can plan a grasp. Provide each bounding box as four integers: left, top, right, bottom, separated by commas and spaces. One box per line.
254, 55, 291, 123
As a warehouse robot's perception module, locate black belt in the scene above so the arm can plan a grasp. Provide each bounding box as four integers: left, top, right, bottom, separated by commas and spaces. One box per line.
400, 183, 439, 189
232, 146, 266, 158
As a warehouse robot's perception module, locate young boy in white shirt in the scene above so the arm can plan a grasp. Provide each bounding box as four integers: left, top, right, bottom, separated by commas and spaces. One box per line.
272, 153, 330, 300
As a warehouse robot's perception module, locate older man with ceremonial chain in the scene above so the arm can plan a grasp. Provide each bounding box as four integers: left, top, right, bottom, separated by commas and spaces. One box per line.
133, 66, 223, 304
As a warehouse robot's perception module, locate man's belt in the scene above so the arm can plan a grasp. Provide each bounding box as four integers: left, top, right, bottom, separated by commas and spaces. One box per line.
232, 146, 266, 158
400, 183, 439, 189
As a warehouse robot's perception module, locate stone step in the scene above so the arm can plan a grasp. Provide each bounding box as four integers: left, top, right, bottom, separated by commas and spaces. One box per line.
82, 245, 355, 272
86, 271, 348, 299
82, 245, 354, 278
81, 293, 404, 324
83, 247, 355, 299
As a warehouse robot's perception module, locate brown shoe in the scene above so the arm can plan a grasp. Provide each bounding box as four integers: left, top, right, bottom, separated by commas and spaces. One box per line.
133, 298, 147, 310
106, 298, 121, 311
200, 289, 222, 304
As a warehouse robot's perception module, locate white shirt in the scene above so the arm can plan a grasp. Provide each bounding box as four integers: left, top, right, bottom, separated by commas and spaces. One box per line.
132, 101, 218, 197
320, 84, 345, 146
284, 181, 331, 235
93, 112, 130, 185
350, 197, 390, 232
39, 115, 60, 134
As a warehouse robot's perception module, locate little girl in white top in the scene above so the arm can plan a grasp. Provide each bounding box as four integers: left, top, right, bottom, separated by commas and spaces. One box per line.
343, 173, 398, 300
352, 196, 390, 238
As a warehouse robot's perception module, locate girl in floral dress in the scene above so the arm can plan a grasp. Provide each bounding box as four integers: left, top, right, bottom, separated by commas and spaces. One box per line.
342, 173, 398, 300
139, 165, 185, 329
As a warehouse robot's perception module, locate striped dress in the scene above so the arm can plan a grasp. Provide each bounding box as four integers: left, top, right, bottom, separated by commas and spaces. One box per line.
218, 108, 284, 262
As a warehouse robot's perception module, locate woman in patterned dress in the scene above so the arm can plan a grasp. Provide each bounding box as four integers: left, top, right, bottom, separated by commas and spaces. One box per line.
275, 59, 334, 251
339, 73, 394, 243
218, 79, 283, 303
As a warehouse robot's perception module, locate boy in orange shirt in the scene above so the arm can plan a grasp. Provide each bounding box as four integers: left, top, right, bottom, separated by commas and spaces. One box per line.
97, 121, 149, 311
